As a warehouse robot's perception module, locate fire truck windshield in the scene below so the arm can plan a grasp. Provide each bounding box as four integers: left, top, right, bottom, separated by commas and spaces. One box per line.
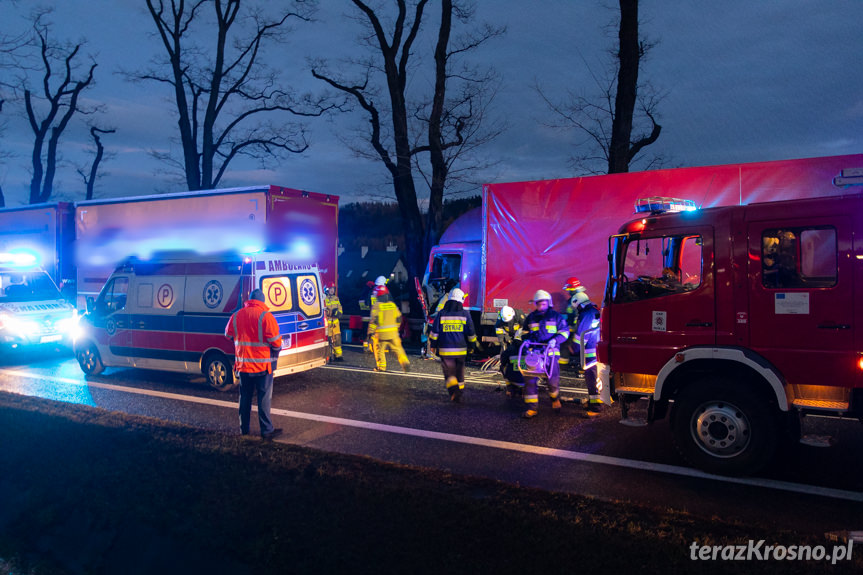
0, 269, 64, 303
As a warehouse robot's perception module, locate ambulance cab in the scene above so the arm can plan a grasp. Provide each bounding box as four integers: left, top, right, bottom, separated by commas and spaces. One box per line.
74, 251, 328, 390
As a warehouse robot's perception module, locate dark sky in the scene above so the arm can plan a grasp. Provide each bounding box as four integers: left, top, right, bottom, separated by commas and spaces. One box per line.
1, 0, 861, 207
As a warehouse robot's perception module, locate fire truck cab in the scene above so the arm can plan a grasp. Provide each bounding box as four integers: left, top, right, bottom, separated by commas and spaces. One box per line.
600, 176, 863, 475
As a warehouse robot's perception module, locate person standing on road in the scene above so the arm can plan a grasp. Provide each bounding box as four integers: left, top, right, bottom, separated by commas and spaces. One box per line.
224, 288, 283, 441
429, 288, 478, 402
521, 289, 569, 419
570, 290, 604, 416
368, 286, 411, 372
324, 283, 344, 362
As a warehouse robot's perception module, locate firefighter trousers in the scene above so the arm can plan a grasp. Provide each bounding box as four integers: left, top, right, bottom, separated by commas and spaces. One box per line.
523, 361, 560, 408
440, 356, 466, 393
375, 336, 409, 372
328, 319, 342, 358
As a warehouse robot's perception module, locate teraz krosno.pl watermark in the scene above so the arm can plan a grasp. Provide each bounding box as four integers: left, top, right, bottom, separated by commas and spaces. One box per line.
690, 540, 854, 563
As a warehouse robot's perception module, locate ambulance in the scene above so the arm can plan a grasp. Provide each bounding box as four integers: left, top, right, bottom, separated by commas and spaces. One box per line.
73, 251, 328, 390
0, 252, 79, 350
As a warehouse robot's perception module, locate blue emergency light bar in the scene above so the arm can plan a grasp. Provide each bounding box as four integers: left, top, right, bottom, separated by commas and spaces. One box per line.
634, 196, 697, 214
0, 251, 38, 267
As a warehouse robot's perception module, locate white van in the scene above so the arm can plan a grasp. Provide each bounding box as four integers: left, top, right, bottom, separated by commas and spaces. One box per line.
74, 251, 328, 390
0, 253, 78, 350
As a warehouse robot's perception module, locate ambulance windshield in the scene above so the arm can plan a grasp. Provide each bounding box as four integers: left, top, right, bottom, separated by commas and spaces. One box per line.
0, 269, 63, 303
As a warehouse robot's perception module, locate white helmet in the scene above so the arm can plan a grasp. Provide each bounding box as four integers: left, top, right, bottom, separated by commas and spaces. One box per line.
374, 275, 387, 286
499, 305, 515, 322
571, 291, 590, 306
449, 288, 466, 303
531, 289, 552, 303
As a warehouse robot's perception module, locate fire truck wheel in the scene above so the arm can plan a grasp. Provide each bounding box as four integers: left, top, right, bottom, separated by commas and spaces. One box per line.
76, 342, 105, 376
671, 378, 778, 476
204, 353, 235, 392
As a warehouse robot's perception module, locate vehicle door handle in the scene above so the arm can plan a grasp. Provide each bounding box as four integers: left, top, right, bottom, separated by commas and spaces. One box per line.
817, 323, 851, 330
298, 322, 309, 331
685, 321, 713, 327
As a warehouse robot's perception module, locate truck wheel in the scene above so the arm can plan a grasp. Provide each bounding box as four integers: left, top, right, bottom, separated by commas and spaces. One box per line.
204, 353, 235, 392
76, 342, 104, 376
671, 377, 778, 476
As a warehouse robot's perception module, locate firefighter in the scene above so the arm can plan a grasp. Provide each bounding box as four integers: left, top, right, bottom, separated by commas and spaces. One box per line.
363, 275, 389, 353
521, 289, 569, 419
495, 305, 526, 398
324, 283, 344, 362
571, 290, 603, 415
368, 285, 410, 372
429, 288, 478, 402
421, 278, 457, 359
559, 276, 586, 369
224, 289, 283, 440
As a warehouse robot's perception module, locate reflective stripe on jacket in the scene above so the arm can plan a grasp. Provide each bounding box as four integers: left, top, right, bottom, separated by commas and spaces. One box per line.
430, 309, 477, 356
524, 308, 569, 356
369, 301, 402, 341
225, 299, 283, 374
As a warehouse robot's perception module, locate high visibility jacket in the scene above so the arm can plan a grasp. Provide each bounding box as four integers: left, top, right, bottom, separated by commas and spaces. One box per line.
225, 299, 283, 374
495, 309, 525, 347
369, 301, 402, 341
430, 308, 477, 357
325, 295, 342, 331
524, 308, 569, 357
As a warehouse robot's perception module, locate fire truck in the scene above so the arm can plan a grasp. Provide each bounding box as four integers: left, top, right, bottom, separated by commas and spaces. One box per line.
599, 167, 863, 475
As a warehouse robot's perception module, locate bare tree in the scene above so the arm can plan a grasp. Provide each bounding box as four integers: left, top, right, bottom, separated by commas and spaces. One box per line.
540, 0, 663, 174
23, 13, 97, 204
138, 0, 336, 191
312, 0, 502, 278
76, 125, 115, 200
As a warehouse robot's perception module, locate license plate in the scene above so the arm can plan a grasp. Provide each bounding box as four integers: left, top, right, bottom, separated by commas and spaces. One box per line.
40, 334, 63, 343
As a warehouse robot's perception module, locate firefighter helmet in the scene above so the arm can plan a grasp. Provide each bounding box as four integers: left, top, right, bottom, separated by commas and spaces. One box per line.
571, 291, 590, 306
325, 283, 336, 295
531, 289, 552, 303
374, 284, 389, 296
375, 275, 387, 286
449, 288, 466, 303
563, 276, 583, 291
499, 306, 516, 323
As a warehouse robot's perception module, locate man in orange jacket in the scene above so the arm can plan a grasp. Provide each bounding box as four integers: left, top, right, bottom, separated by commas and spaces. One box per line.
225, 288, 283, 440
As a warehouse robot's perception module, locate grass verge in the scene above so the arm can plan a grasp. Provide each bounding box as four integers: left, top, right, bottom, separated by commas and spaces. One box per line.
0, 390, 859, 575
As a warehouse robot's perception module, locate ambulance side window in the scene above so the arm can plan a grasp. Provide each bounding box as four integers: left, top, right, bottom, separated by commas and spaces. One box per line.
97, 277, 129, 314
137, 284, 154, 308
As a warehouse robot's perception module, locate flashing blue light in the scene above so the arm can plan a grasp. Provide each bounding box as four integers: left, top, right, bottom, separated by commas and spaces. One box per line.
0, 251, 39, 267
634, 197, 697, 214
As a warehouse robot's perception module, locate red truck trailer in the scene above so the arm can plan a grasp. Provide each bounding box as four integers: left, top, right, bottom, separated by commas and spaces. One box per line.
600, 162, 863, 475
423, 155, 863, 343
73, 186, 339, 310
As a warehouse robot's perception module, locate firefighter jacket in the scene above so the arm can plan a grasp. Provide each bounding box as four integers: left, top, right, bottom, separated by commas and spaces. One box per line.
495, 309, 525, 347
572, 302, 600, 361
524, 308, 569, 349
369, 301, 402, 341
225, 299, 283, 374
325, 295, 342, 328
430, 307, 477, 357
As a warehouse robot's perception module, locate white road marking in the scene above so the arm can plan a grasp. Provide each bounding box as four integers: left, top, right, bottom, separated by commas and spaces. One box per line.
1, 367, 861, 503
